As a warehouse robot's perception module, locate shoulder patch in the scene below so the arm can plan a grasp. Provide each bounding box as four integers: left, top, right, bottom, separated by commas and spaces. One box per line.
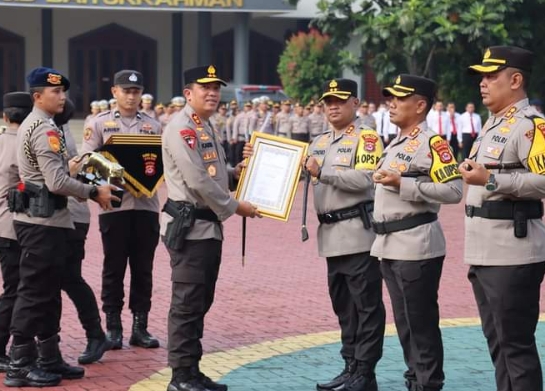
527, 117, 545, 174
84, 128, 93, 141
180, 129, 197, 150
355, 129, 383, 170
428, 135, 461, 183
46, 130, 61, 153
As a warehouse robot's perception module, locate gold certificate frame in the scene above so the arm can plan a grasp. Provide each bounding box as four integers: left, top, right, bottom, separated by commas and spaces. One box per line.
235, 132, 308, 221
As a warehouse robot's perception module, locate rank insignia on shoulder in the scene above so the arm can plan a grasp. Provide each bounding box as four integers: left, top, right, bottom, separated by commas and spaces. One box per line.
345, 124, 355, 135
428, 134, 461, 183
191, 113, 203, 126
527, 117, 545, 175
180, 129, 197, 150
47, 130, 61, 153
504, 106, 517, 119
408, 127, 420, 138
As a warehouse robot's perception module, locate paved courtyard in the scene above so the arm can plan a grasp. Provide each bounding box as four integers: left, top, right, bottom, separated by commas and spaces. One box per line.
0, 125, 544, 390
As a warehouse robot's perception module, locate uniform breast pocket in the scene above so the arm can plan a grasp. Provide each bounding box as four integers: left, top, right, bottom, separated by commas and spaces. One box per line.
482, 142, 506, 161
331, 155, 352, 171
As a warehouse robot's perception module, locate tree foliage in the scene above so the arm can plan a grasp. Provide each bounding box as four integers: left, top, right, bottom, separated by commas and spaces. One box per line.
277, 29, 339, 103
312, 0, 545, 110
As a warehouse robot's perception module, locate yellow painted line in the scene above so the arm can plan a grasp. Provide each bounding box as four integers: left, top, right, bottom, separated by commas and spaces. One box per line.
130, 315, 545, 391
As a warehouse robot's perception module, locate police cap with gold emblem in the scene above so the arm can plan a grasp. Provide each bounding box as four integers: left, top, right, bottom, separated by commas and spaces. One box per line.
184, 65, 227, 86
3, 92, 32, 109
382, 74, 436, 101
27, 67, 70, 91
468, 46, 533, 74
319, 79, 358, 101
114, 70, 144, 89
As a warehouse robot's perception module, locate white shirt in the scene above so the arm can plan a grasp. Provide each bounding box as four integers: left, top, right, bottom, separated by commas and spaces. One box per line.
426, 109, 450, 137
446, 112, 462, 143
459, 111, 482, 138
372, 109, 390, 137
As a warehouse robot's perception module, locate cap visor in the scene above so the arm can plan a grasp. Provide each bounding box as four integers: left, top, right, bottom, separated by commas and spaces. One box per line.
319, 91, 352, 101
382, 87, 412, 98
196, 77, 228, 86
468, 64, 501, 74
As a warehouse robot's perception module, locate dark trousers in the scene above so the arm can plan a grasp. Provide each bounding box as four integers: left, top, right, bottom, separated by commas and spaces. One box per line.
11, 222, 69, 343
99, 210, 159, 314
0, 238, 21, 353
380, 257, 445, 389
292, 133, 309, 143
462, 133, 477, 159
449, 135, 460, 159
62, 222, 102, 338
468, 263, 545, 391
167, 239, 222, 368
326, 252, 385, 371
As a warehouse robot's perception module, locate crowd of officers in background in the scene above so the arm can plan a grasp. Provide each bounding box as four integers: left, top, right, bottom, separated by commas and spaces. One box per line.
84, 92, 537, 170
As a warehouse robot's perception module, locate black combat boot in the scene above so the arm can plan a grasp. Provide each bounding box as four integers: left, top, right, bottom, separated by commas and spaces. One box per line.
191, 364, 228, 391
0, 353, 10, 373
167, 366, 208, 391
78, 334, 112, 365
4, 342, 61, 387
105, 312, 123, 350
129, 312, 159, 348
36, 335, 84, 380
343, 361, 378, 391
316, 357, 356, 390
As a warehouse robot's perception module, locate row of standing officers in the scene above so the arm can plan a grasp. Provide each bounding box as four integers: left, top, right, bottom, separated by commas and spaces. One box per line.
0, 44, 543, 391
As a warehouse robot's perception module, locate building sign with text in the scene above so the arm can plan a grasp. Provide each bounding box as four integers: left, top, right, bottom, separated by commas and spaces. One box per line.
0, 0, 295, 12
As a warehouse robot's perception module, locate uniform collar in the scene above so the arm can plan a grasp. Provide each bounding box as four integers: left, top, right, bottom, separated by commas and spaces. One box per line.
496, 98, 529, 120
114, 110, 142, 120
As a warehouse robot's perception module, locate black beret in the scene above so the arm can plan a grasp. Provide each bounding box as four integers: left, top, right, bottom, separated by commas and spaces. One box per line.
3, 92, 32, 109
319, 79, 358, 101
469, 46, 533, 74
382, 74, 437, 101
183, 65, 227, 86
27, 67, 70, 91
114, 70, 144, 89
54, 98, 75, 127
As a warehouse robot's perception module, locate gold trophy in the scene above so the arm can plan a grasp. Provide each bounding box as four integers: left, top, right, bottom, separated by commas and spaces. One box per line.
75, 152, 125, 207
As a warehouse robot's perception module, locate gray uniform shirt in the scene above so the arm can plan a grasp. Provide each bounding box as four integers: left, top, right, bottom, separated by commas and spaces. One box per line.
310, 124, 378, 257
211, 113, 228, 142
81, 110, 161, 215
371, 121, 463, 261
15, 107, 93, 228
160, 105, 239, 241
465, 98, 545, 265
275, 112, 292, 137
291, 115, 310, 135
308, 113, 328, 139
232, 111, 251, 141
249, 110, 274, 135
0, 126, 19, 240
64, 124, 91, 224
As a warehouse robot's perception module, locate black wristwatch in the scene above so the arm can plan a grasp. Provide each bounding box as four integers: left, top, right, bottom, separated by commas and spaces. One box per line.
89, 185, 99, 200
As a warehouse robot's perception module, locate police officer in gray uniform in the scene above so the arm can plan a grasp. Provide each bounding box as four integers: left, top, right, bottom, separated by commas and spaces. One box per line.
275, 100, 292, 138
371, 75, 463, 391
460, 46, 545, 391
5, 67, 116, 387
82, 70, 162, 350
306, 79, 385, 391
161, 65, 259, 391
54, 99, 112, 365
0, 92, 32, 373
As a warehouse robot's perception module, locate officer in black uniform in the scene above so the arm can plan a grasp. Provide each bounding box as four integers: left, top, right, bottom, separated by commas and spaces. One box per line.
5, 67, 116, 388
0, 92, 33, 373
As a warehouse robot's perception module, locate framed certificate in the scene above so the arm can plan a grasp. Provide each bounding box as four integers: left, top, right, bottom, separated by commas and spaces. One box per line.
235, 132, 309, 221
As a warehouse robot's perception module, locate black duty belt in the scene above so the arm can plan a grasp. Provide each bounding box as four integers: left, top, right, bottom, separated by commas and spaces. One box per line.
54, 195, 68, 210
195, 208, 219, 222
372, 212, 438, 234
317, 202, 372, 224
465, 200, 543, 220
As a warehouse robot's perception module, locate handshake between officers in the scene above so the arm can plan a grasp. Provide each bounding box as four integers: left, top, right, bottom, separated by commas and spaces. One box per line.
4, 67, 118, 388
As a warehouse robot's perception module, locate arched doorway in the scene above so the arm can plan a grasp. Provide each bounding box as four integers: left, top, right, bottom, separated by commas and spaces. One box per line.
212, 30, 283, 85
69, 23, 157, 116
0, 27, 25, 111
